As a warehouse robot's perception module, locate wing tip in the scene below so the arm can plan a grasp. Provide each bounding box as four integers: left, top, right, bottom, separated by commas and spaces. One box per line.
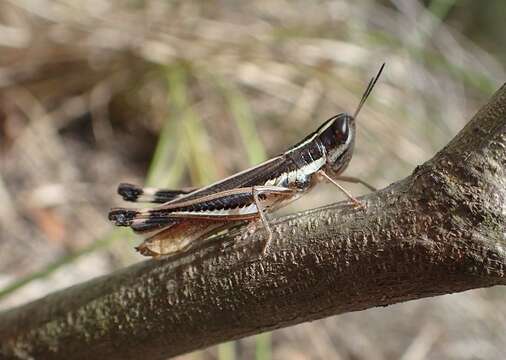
118, 183, 143, 202
108, 207, 139, 226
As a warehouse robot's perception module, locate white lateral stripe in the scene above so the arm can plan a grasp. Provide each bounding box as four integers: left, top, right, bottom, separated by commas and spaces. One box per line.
298, 156, 325, 176
264, 155, 325, 188
286, 117, 337, 154
286, 132, 319, 154
170, 203, 260, 217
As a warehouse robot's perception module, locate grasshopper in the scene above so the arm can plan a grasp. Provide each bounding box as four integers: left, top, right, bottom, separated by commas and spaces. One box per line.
109, 64, 384, 257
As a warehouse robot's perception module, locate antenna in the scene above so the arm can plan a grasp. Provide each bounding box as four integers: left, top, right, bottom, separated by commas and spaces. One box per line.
353, 63, 385, 120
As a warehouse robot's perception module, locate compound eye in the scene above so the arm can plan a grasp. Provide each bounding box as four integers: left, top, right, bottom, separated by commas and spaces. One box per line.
335, 117, 349, 138
340, 118, 348, 133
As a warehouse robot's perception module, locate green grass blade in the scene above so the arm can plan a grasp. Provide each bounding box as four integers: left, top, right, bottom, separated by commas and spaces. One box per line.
218, 341, 236, 360
255, 332, 272, 360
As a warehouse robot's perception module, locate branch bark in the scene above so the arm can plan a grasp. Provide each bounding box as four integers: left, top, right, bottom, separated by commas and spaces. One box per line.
1, 85, 506, 360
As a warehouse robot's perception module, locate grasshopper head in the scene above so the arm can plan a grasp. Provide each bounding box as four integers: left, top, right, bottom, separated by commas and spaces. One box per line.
317, 113, 355, 177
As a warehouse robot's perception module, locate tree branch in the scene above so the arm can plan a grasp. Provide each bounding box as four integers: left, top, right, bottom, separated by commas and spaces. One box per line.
1, 85, 505, 360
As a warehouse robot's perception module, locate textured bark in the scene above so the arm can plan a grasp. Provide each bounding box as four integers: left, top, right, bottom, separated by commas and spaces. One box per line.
1, 85, 505, 360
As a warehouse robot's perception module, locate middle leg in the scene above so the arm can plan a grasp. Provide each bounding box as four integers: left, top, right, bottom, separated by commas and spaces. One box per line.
252, 186, 273, 255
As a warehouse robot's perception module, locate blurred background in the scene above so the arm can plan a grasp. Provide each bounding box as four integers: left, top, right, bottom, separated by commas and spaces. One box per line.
0, 0, 505, 359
